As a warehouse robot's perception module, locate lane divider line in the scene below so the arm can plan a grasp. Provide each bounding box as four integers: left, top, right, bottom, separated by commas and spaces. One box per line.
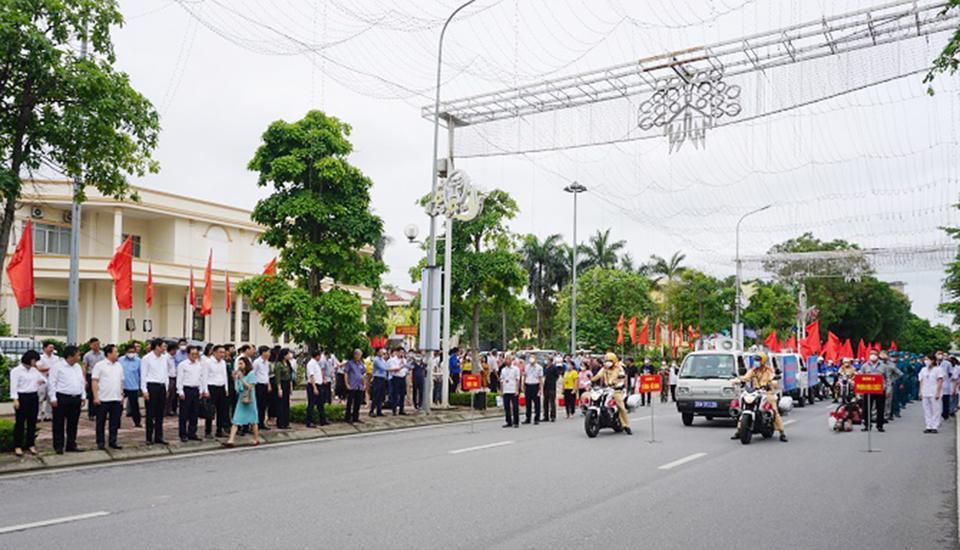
783, 419, 797, 426
448, 441, 514, 455
658, 452, 707, 470
0, 511, 110, 535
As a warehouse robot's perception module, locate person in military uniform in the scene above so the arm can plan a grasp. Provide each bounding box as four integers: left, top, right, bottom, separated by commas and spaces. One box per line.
591, 352, 632, 435
731, 353, 787, 442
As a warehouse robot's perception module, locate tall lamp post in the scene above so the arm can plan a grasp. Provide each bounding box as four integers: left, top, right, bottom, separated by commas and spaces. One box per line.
564, 182, 587, 356
422, 0, 477, 413
734, 203, 772, 349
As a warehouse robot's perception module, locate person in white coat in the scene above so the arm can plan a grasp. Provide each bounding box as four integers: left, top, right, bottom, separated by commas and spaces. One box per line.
918, 353, 945, 434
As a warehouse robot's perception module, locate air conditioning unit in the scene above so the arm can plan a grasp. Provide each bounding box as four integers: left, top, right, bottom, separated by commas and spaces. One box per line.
30, 206, 43, 219
62, 211, 72, 223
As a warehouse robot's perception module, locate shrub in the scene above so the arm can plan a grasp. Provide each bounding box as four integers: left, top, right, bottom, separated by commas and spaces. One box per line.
0, 418, 14, 451
0, 356, 10, 403
449, 392, 498, 408
289, 402, 346, 423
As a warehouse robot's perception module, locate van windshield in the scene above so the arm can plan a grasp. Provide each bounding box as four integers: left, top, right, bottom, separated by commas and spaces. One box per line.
680, 354, 737, 379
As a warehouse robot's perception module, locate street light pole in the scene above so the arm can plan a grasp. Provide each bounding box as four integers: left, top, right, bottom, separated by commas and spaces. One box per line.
423, 0, 476, 413
67, 23, 88, 346
564, 182, 587, 356
734, 203, 772, 349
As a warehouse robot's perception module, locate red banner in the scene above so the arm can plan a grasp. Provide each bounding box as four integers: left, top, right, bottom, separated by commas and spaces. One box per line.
461, 374, 482, 391
853, 374, 884, 395
638, 374, 662, 393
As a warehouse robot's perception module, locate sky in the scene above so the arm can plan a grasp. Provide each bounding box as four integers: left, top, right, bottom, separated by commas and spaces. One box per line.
108, 0, 959, 325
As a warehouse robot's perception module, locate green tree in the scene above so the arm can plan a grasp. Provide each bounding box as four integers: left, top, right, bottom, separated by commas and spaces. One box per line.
554, 268, 654, 352
663, 269, 734, 335
899, 313, 953, 354
578, 229, 625, 271
649, 251, 687, 285
741, 281, 797, 336
0, 0, 160, 278
939, 202, 960, 337
926, 0, 960, 93
238, 110, 384, 356
520, 233, 569, 346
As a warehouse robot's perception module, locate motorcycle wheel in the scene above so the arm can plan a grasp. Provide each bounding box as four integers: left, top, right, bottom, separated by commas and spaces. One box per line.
681, 412, 694, 426
584, 410, 600, 438
797, 393, 805, 408
740, 424, 752, 445
761, 427, 774, 439
612, 425, 623, 433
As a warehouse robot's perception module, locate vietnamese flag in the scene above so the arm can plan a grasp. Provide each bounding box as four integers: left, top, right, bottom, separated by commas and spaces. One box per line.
201, 250, 213, 317
263, 257, 277, 276
805, 321, 821, 354
107, 235, 134, 310
146, 264, 154, 308
688, 325, 695, 343
856, 338, 867, 360
637, 316, 650, 345
654, 318, 661, 347
628, 315, 637, 345
616, 314, 625, 345
824, 331, 841, 362
6, 220, 35, 309
764, 330, 780, 352
225, 272, 232, 313
889, 340, 897, 351
189, 269, 196, 309
784, 335, 796, 351
841, 339, 853, 360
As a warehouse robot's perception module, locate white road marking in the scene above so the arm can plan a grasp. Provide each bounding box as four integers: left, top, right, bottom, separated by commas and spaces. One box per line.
448, 441, 514, 455
783, 419, 796, 426
658, 452, 707, 470
0, 511, 109, 535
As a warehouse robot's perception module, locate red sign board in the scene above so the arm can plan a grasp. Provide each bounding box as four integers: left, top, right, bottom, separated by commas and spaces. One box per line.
854, 373, 884, 395
639, 374, 662, 393
461, 374, 482, 391
395, 325, 418, 336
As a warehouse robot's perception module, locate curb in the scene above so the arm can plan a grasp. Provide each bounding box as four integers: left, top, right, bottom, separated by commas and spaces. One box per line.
0, 409, 503, 477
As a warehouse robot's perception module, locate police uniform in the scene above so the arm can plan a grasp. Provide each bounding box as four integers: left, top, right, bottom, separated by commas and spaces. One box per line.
590, 361, 630, 431
733, 364, 786, 441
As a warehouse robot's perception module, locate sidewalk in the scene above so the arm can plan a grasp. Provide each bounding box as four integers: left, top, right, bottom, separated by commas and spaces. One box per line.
0, 400, 501, 476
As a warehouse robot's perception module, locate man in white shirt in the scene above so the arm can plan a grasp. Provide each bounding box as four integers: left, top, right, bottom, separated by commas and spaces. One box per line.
521, 356, 544, 425
36, 341, 59, 421
305, 349, 327, 427
387, 348, 409, 415
177, 346, 207, 442
92, 345, 124, 450
919, 353, 945, 433
48, 346, 85, 454
252, 346, 271, 430
140, 339, 170, 445
320, 350, 335, 406
165, 342, 180, 417
500, 359, 521, 428
204, 345, 230, 438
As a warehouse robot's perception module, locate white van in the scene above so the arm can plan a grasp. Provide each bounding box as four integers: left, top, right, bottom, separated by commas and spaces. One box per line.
675, 349, 746, 426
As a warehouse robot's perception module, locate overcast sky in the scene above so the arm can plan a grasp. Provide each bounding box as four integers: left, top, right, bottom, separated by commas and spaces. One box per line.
109, 0, 959, 325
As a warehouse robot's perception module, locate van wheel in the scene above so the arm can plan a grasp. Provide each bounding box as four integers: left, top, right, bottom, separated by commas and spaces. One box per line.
705, 415, 714, 421
681, 412, 694, 426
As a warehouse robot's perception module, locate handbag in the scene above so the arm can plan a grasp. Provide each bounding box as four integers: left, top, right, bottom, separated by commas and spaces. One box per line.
241, 383, 253, 405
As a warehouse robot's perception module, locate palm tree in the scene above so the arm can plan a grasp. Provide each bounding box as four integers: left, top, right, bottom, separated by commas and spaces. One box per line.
579, 229, 626, 271
521, 234, 569, 345
619, 253, 636, 272
649, 251, 687, 284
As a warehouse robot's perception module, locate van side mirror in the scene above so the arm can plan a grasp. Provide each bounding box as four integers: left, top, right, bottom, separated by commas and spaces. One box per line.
738, 366, 747, 376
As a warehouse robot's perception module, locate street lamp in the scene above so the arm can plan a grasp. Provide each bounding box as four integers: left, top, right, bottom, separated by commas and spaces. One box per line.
423, 0, 477, 413
564, 181, 587, 356
734, 203, 772, 349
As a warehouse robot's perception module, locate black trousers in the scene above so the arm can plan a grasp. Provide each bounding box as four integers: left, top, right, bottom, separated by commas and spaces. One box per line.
524, 384, 541, 422
166, 376, 178, 415
205, 385, 230, 435
412, 375, 425, 409
13, 392, 39, 449
255, 383, 268, 427
346, 389, 363, 422
670, 385, 677, 402
503, 393, 519, 426
268, 379, 279, 419
943, 393, 952, 420
52, 393, 82, 451
277, 379, 292, 428
124, 389, 141, 426
640, 391, 652, 406
95, 400, 122, 448
320, 382, 332, 405
306, 384, 327, 426
178, 386, 201, 440
863, 394, 886, 430
370, 377, 387, 415
85, 374, 95, 418
450, 372, 461, 394
542, 387, 557, 420
563, 389, 577, 416
390, 377, 407, 414
145, 382, 166, 443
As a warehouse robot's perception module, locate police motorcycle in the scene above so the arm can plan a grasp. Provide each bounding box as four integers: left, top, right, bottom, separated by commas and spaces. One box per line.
828, 373, 861, 432
583, 380, 641, 438
729, 382, 781, 445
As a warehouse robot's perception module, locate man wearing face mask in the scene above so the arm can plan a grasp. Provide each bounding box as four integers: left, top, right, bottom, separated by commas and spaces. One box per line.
919, 353, 945, 433
936, 351, 953, 421
878, 351, 902, 423
590, 353, 631, 435
860, 351, 888, 432
118, 344, 142, 428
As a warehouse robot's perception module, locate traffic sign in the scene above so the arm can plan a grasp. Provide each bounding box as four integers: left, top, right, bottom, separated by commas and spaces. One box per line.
461, 374, 482, 391
639, 374, 662, 393
395, 325, 418, 336
853, 374, 884, 395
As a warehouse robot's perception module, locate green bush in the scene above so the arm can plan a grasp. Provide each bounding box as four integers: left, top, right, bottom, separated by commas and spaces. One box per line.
0, 356, 10, 403
0, 418, 14, 451
449, 391, 498, 407
289, 402, 346, 423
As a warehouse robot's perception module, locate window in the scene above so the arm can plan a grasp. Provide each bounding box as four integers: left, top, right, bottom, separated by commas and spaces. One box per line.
28, 222, 71, 255
229, 304, 236, 343
19, 299, 68, 337
122, 233, 142, 258
241, 301, 250, 342
192, 309, 205, 341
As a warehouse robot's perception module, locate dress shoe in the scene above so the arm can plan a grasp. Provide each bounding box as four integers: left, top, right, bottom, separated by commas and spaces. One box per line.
155, 439, 168, 445
502, 423, 513, 428
877, 427, 885, 432
97, 445, 106, 451
180, 437, 188, 443
779, 434, 788, 442
623, 427, 632, 435
66, 446, 83, 453
109, 444, 123, 450
188, 435, 202, 441
55, 449, 64, 455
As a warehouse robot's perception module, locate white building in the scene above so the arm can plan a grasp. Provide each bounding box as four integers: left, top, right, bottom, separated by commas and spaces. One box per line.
3, 180, 372, 344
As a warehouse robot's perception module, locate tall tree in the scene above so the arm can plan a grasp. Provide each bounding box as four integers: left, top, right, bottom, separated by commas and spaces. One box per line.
940, 202, 960, 336
520, 233, 569, 346
649, 251, 687, 284
926, 0, 960, 93
0, 1, 160, 280
663, 269, 735, 334
238, 111, 385, 356
578, 228, 625, 271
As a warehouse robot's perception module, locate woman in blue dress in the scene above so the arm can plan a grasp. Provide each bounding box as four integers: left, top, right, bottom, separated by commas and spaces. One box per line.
224, 357, 260, 447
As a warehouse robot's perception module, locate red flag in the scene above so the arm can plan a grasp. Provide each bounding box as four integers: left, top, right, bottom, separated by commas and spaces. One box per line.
146, 264, 154, 308
764, 330, 780, 352
628, 315, 637, 345
805, 321, 821, 355
654, 318, 661, 347
225, 272, 232, 313
189, 269, 196, 309
107, 235, 134, 310
784, 335, 796, 351
637, 316, 650, 345
616, 314, 625, 345
687, 325, 695, 343
856, 338, 867, 361
6, 220, 35, 308
263, 257, 277, 276
889, 340, 897, 351
824, 331, 841, 362
841, 339, 853, 360
201, 250, 213, 316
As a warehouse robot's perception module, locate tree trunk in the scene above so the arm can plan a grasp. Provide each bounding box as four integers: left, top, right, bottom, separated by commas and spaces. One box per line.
472, 301, 481, 373
535, 301, 542, 347
501, 304, 507, 350
0, 194, 18, 289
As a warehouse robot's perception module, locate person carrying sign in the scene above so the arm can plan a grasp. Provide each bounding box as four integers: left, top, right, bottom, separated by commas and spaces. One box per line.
731, 353, 787, 443
860, 352, 888, 432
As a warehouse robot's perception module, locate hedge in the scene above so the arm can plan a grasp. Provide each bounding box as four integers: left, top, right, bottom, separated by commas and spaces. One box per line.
449, 391, 498, 408
0, 418, 13, 451
0, 356, 9, 403
289, 403, 346, 423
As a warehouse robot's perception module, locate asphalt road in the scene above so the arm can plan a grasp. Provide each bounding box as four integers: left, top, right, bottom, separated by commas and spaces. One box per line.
0, 397, 955, 550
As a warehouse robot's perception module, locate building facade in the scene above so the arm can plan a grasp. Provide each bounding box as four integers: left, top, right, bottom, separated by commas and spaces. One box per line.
3, 180, 372, 345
